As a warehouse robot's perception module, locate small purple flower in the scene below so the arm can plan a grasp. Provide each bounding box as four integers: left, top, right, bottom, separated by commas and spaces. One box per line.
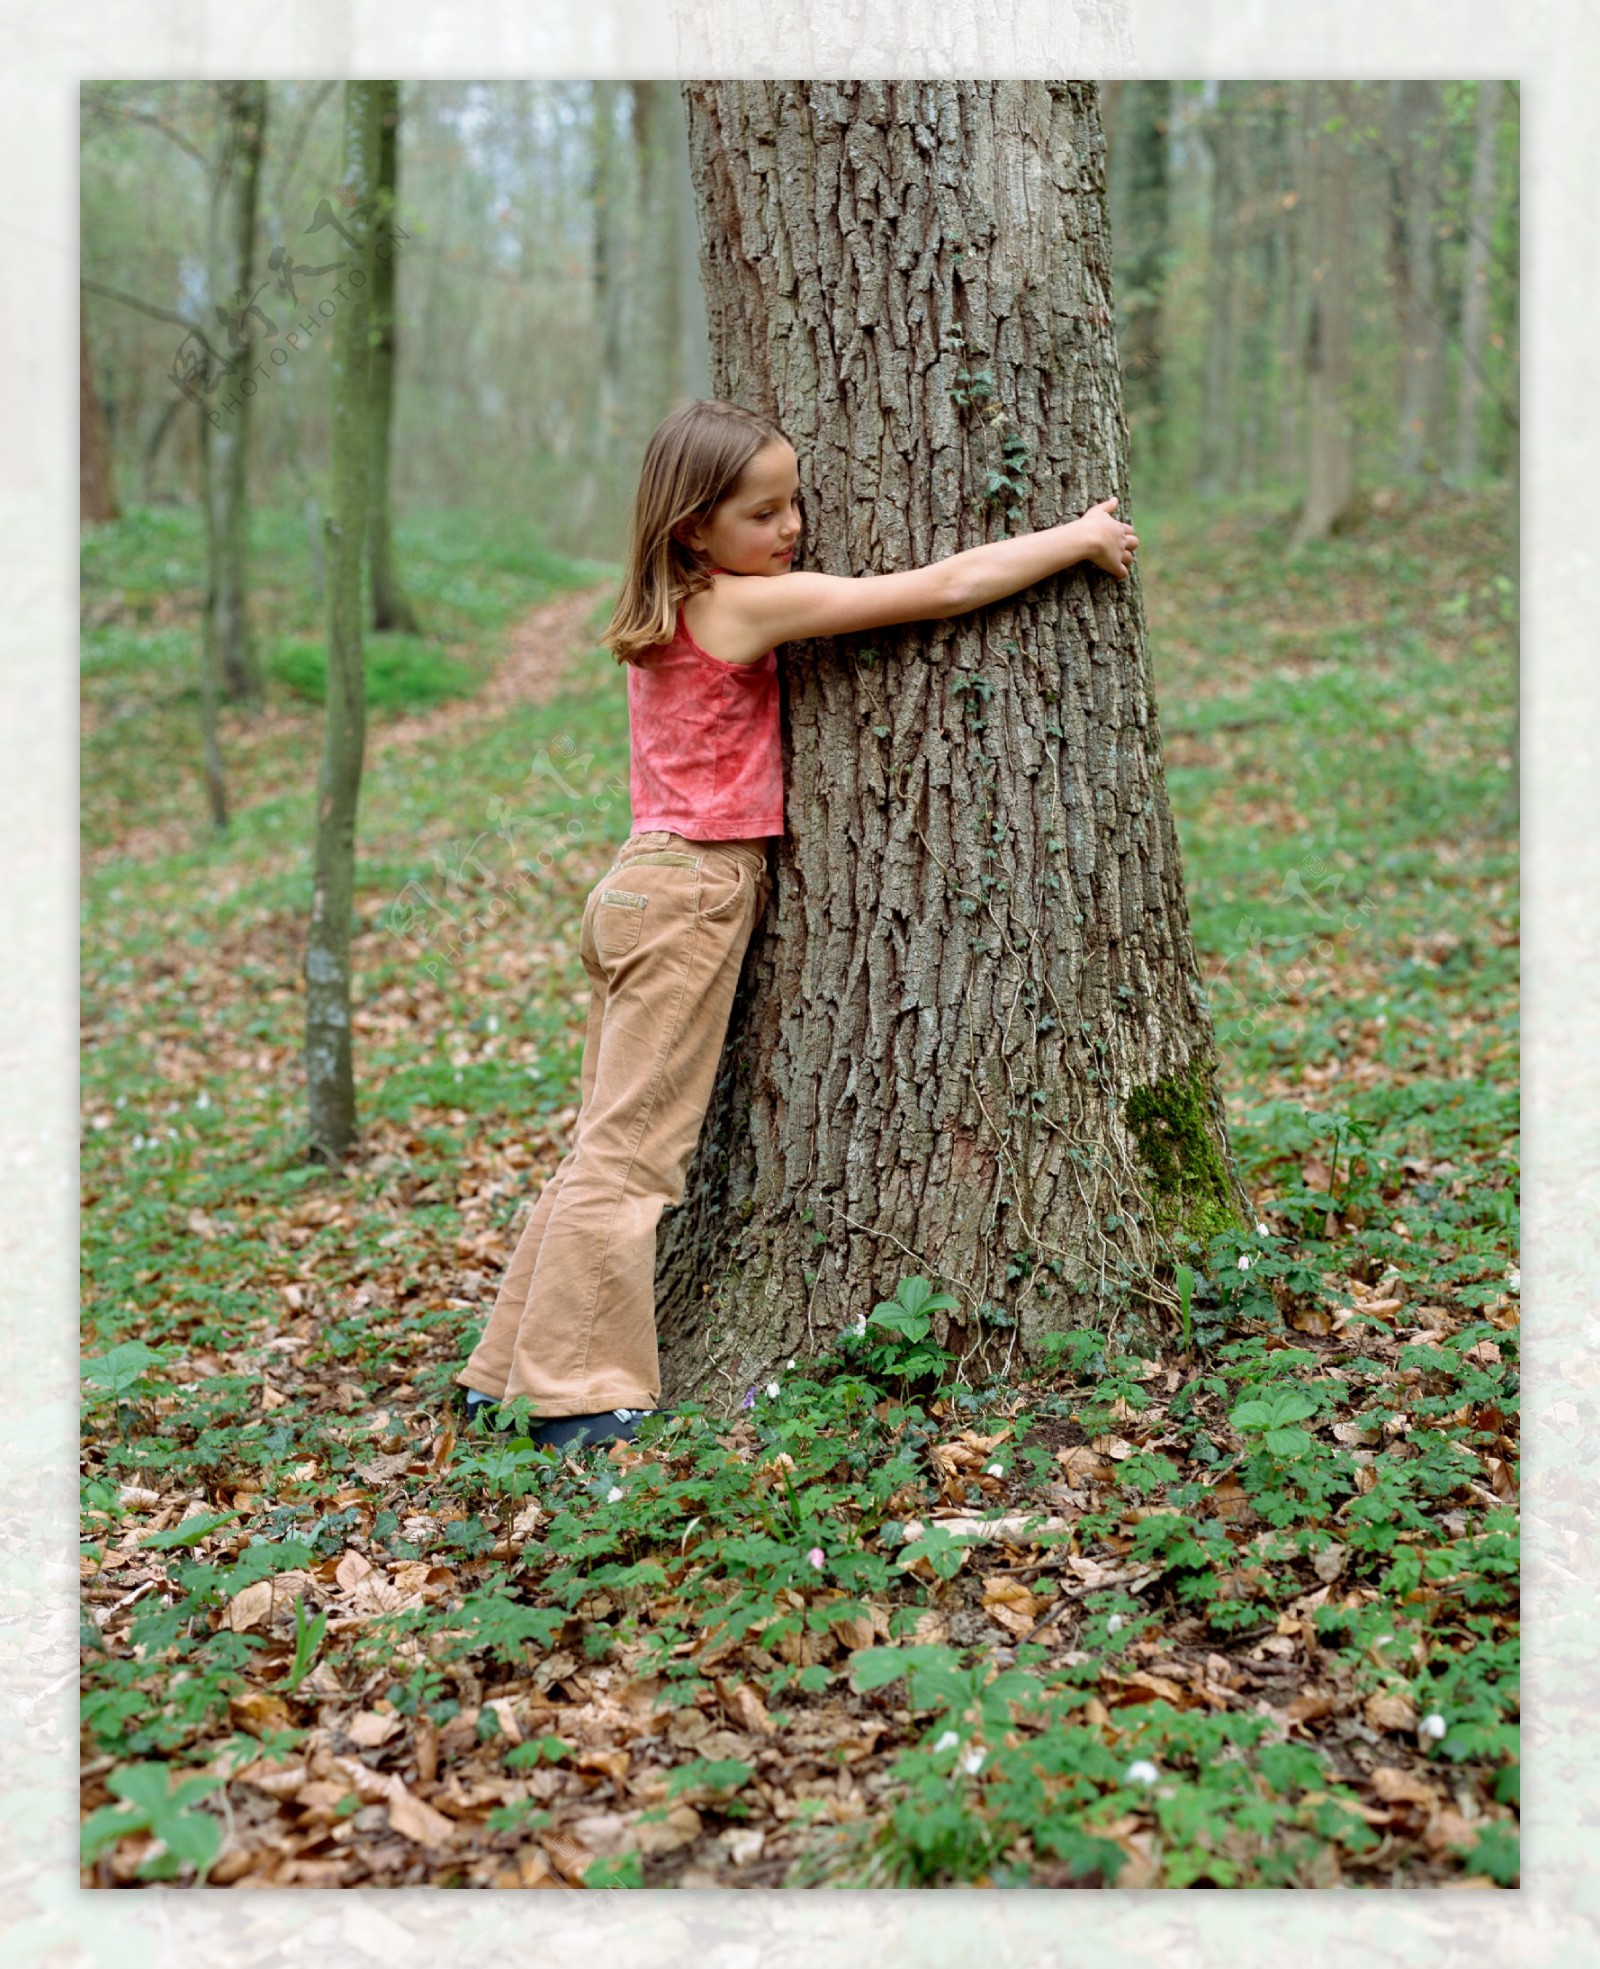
740, 1386, 757, 1409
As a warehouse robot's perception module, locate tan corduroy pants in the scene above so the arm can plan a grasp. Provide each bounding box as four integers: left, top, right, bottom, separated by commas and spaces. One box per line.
456, 830, 773, 1415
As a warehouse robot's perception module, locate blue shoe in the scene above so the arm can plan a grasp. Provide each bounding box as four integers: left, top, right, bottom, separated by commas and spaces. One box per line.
529, 1408, 660, 1451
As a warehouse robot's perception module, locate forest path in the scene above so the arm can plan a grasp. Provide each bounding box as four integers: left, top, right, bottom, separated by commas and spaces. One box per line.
370, 582, 614, 758
84, 581, 615, 873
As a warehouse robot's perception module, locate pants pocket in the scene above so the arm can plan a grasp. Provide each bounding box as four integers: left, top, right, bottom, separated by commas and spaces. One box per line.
697, 857, 751, 924
595, 887, 647, 957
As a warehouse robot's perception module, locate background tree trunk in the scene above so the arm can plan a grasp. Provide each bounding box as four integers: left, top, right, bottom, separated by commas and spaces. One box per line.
368, 80, 420, 635
1198, 83, 1241, 497
80, 313, 120, 524
661, 80, 1250, 1411
304, 82, 380, 1166
629, 82, 685, 429
1274, 83, 1306, 484
1294, 82, 1356, 545
574, 81, 625, 543
1107, 81, 1171, 476
202, 79, 266, 705
1388, 80, 1445, 480
1454, 79, 1501, 484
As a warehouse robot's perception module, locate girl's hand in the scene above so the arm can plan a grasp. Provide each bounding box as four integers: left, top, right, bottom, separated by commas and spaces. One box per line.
1078, 496, 1138, 579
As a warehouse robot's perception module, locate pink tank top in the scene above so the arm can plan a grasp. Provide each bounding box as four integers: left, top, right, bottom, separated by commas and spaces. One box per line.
626, 600, 784, 839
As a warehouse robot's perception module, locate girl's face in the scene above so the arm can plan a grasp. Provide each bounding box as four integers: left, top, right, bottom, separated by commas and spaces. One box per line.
681, 440, 803, 576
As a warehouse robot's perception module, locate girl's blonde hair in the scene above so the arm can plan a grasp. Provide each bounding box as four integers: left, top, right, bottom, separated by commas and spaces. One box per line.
602, 398, 789, 664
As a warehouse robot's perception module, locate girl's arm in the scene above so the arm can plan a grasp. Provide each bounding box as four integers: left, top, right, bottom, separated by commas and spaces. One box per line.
723, 498, 1137, 648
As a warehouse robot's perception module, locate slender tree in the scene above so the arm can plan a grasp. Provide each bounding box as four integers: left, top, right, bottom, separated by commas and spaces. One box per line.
1454, 79, 1501, 483
368, 81, 419, 634
629, 81, 685, 425
1272, 83, 1306, 485
1294, 81, 1356, 546
660, 81, 1251, 1408
1387, 80, 1445, 478
201, 80, 267, 705
1107, 81, 1171, 473
1198, 83, 1242, 496
80, 313, 120, 523
591, 84, 626, 475
304, 82, 381, 1166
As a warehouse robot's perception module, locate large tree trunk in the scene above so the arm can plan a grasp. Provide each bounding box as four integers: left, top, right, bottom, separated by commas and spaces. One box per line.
660, 81, 1250, 1408
1454, 80, 1501, 484
202, 80, 266, 705
369, 80, 420, 634
304, 83, 380, 1166
1293, 82, 1356, 546
79, 313, 120, 524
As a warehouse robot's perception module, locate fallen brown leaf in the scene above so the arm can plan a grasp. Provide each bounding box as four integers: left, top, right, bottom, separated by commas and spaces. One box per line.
229, 1689, 293, 1739
982, 1576, 1042, 1637
716, 1679, 775, 1735
1370, 1765, 1440, 1810
1364, 1691, 1419, 1734
387, 1782, 458, 1846
345, 1710, 403, 1750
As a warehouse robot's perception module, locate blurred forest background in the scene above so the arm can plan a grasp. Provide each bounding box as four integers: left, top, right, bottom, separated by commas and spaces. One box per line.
80, 79, 1518, 560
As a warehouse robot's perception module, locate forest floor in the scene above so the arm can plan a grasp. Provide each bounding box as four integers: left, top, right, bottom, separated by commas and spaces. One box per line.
80, 484, 1519, 1890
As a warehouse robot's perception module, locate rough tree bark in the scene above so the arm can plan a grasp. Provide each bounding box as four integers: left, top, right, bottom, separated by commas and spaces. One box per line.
1293, 82, 1356, 547
80, 313, 120, 524
304, 82, 380, 1166
659, 81, 1250, 1411
369, 80, 420, 635
202, 80, 266, 706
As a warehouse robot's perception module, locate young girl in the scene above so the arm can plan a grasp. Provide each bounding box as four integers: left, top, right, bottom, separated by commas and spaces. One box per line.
455, 397, 1137, 1449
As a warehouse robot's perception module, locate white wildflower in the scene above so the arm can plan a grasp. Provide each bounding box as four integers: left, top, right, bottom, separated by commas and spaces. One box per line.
934, 1730, 960, 1755
1106, 1613, 1124, 1635
766, 1380, 781, 1399
1237, 1254, 1252, 1271
1506, 1267, 1520, 1292
807, 1547, 825, 1570
985, 1462, 1005, 1477
847, 1315, 867, 1338
196, 1091, 211, 1110
1256, 1221, 1271, 1237
962, 1745, 987, 1776
1420, 1712, 1448, 1742
605, 1486, 624, 1503
1125, 1759, 1160, 1787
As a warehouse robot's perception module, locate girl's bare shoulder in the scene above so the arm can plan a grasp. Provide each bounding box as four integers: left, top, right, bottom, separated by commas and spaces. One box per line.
681, 577, 778, 666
